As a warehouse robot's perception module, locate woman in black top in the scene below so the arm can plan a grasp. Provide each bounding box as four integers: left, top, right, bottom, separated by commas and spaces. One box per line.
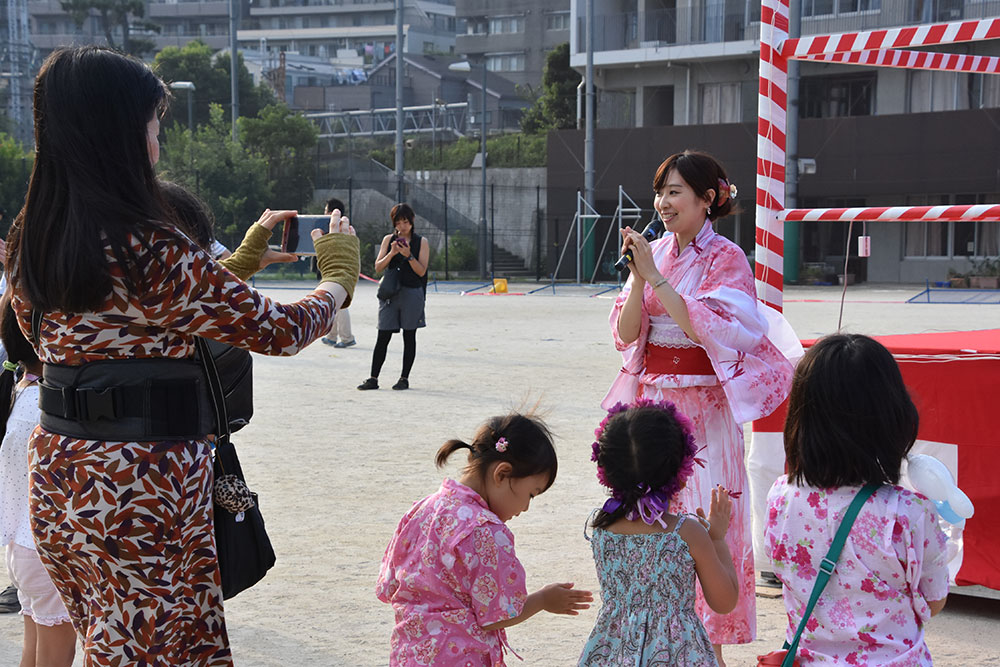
358, 203, 429, 391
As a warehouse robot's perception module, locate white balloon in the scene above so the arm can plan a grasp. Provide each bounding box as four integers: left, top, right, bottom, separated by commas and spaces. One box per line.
905, 454, 974, 519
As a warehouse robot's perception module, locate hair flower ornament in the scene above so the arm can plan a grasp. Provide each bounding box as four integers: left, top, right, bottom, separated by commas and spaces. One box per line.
592, 398, 706, 528
495, 437, 509, 453
716, 178, 738, 206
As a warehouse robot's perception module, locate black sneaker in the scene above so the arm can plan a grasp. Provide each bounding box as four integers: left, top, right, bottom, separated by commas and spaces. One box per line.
357, 377, 379, 391
392, 378, 409, 390
0, 584, 19, 613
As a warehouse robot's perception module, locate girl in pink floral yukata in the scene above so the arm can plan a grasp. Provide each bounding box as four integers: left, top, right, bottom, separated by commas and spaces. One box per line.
376, 413, 593, 666
607, 149, 799, 666
765, 334, 949, 666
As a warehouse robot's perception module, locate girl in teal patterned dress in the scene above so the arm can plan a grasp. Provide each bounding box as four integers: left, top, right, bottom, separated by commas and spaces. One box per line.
579, 400, 740, 667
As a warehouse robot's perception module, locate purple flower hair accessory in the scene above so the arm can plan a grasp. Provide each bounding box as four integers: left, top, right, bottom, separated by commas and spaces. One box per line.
495, 437, 509, 453
592, 398, 705, 528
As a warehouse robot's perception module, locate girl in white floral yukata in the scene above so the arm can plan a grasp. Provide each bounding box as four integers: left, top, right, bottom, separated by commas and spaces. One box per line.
765, 334, 949, 666
376, 413, 593, 666
607, 149, 799, 666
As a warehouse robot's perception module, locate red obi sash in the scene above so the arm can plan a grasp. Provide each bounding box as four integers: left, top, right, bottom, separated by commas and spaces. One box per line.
644, 343, 715, 376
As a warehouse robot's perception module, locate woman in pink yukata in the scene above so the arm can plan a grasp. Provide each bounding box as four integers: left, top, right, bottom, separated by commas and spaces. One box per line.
376, 413, 593, 666
606, 149, 797, 666
764, 334, 949, 665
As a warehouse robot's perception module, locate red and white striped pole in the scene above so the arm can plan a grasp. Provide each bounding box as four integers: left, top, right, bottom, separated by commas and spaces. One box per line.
755, 0, 789, 312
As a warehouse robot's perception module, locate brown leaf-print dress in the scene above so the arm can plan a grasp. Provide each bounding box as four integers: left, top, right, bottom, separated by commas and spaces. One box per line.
12, 229, 336, 666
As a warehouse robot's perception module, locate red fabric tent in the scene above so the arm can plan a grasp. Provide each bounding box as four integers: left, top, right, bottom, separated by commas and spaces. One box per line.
751, 329, 1000, 590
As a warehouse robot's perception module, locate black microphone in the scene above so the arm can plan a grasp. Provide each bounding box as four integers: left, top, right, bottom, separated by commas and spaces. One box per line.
614, 218, 665, 272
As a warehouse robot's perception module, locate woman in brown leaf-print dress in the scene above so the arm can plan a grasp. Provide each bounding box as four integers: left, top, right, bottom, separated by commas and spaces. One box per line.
6, 46, 360, 666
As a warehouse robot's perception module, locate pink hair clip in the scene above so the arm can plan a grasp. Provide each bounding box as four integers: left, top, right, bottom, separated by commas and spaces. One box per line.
495, 437, 509, 453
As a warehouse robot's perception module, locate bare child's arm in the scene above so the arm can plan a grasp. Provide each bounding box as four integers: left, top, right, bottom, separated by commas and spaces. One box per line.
480, 583, 593, 632
681, 486, 739, 614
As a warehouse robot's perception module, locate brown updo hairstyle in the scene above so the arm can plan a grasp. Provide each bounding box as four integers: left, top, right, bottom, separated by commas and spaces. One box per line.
652, 150, 737, 221
435, 413, 558, 490
390, 202, 415, 230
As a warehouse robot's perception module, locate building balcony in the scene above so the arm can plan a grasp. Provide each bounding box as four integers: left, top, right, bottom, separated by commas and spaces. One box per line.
249, 1, 393, 16
148, 2, 230, 19
573, 0, 1000, 63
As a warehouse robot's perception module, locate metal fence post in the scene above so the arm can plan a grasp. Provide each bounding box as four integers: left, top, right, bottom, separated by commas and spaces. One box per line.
444, 181, 449, 280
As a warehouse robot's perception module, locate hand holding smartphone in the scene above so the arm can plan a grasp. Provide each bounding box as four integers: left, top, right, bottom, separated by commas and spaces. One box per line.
280, 214, 336, 255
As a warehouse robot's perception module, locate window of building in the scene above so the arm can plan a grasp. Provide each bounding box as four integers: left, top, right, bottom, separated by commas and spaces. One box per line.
801, 73, 875, 118
545, 12, 570, 31
468, 18, 487, 35
486, 52, 525, 72
715, 213, 756, 255
699, 82, 741, 124
910, 0, 963, 23
900, 194, 1000, 258
802, 0, 880, 16
908, 70, 968, 112
489, 15, 524, 34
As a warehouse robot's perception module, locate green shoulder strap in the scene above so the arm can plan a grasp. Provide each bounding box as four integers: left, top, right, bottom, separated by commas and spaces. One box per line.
781, 483, 879, 667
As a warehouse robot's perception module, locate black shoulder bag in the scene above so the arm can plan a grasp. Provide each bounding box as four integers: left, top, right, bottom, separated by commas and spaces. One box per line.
197, 337, 276, 600
377, 265, 401, 301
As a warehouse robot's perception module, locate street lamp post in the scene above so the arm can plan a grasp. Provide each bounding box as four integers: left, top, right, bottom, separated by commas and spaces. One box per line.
448, 60, 488, 279
169, 81, 196, 133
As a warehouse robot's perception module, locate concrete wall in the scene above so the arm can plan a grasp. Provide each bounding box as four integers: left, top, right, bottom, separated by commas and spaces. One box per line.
403, 168, 547, 266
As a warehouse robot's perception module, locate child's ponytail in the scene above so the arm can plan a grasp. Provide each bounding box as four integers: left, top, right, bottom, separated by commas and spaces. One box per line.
435, 439, 474, 468
437, 413, 558, 489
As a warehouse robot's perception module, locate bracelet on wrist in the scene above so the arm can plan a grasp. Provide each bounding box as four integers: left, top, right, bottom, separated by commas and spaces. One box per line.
652, 277, 669, 289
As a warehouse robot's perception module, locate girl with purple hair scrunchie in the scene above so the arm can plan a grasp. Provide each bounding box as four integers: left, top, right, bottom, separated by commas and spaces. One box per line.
579, 400, 739, 667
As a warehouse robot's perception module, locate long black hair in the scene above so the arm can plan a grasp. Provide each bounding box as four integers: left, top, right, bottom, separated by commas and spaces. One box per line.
0, 292, 40, 426
436, 413, 558, 491
7, 46, 172, 313
160, 181, 216, 250
784, 334, 919, 488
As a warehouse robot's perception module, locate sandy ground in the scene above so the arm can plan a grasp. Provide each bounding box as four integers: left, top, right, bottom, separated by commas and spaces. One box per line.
0, 281, 998, 666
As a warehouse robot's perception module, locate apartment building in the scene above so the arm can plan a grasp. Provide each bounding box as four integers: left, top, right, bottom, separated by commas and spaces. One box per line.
27, 0, 235, 55
547, 0, 1000, 283
455, 0, 570, 89
237, 0, 458, 63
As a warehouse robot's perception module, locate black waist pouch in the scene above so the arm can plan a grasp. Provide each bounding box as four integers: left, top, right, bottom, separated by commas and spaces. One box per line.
38, 341, 254, 441
39, 357, 213, 441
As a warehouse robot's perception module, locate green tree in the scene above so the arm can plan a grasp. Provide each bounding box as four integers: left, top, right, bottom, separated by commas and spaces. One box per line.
0, 133, 34, 232
154, 41, 275, 129
158, 104, 273, 249
241, 104, 318, 209
60, 0, 160, 56
520, 43, 581, 134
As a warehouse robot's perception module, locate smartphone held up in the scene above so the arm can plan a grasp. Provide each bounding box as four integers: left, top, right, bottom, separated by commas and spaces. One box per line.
280, 215, 330, 255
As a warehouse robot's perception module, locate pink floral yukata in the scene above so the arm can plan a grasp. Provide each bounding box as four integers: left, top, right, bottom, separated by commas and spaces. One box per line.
604, 220, 795, 644
377, 478, 527, 666
765, 477, 950, 665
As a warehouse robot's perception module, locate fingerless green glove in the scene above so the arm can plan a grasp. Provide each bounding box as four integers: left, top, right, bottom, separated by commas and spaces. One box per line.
314, 233, 360, 308
219, 224, 272, 281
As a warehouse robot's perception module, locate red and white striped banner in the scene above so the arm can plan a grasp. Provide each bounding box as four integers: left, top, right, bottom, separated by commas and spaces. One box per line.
782, 17, 1000, 58
801, 48, 1000, 74
781, 204, 1000, 223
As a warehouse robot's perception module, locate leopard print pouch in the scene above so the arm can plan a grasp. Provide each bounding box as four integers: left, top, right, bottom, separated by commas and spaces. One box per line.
214, 474, 256, 514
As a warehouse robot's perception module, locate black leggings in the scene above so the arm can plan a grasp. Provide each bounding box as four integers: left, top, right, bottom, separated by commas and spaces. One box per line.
370, 329, 417, 379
